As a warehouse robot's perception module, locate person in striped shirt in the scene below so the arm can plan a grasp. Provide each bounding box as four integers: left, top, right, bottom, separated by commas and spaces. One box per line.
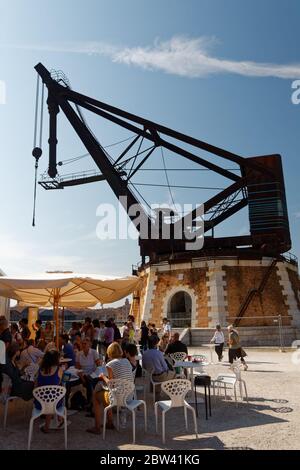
86, 342, 133, 434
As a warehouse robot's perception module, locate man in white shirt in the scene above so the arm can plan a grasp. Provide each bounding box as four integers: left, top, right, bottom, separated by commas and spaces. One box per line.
76, 338, 101, 407
210, 324, 225, 362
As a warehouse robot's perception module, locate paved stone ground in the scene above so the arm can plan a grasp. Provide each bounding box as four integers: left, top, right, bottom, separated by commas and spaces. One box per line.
0, 348, 299, 450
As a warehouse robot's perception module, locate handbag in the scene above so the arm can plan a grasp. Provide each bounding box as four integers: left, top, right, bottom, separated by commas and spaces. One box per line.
240, 348, 247, 358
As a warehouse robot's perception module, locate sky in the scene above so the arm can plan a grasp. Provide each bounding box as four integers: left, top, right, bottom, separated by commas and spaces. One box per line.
0, 0, 300, 295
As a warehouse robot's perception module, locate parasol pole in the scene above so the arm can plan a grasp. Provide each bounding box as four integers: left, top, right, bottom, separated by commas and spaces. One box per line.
61, 306, 65, 334
53, 288, 60, 349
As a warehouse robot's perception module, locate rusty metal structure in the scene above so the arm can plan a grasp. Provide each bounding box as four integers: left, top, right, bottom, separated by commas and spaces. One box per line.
32, 63, 293, 324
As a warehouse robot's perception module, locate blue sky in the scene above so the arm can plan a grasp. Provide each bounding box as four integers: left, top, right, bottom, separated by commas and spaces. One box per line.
0, 0, 300, 291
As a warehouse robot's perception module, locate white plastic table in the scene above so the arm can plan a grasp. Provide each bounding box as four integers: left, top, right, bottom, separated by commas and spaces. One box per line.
201, 343, 216, 364
174, 360, 209, 392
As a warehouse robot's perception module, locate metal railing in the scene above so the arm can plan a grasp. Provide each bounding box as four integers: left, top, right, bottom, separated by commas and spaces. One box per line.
226, 314, 294, 351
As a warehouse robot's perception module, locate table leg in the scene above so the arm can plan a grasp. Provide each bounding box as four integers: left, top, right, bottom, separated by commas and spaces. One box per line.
204, 385, 208, 420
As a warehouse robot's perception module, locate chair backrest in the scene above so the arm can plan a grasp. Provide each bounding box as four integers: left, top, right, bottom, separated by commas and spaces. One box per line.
33, 385, 66, 414
107, 379, 135, 407
161, 379, 191, 407
169, 352, 187, 362
142, 366, 156, 384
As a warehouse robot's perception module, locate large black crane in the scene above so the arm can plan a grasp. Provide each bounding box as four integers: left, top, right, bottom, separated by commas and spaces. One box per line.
33, 63, 291, 264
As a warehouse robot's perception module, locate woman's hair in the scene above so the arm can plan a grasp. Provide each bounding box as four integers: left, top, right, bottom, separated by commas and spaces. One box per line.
216, 324, 221, 330
40, 349, 60, 374
141, 321, 146, 327
92, 319, 100, 328
105, 320, 112, 328
107, 342, 123, 360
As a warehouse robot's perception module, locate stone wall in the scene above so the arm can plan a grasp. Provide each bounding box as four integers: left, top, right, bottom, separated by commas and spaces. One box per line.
135, 257, 300, 333
180, 326, 300, 347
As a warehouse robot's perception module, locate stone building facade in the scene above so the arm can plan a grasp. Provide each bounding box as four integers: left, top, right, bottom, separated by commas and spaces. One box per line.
131, 256, 300, 330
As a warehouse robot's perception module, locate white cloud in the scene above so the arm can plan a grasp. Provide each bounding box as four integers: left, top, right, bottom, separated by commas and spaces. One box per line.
4, 35, 300, 79
0, 234, 81, 275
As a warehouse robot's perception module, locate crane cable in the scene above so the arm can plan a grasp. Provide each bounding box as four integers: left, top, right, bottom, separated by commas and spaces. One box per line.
57, 135, 136, 166
32, 75, 44, 227
160, 143, 176, 208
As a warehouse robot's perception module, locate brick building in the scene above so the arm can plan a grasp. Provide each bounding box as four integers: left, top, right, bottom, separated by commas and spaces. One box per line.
131, 256, 300, 334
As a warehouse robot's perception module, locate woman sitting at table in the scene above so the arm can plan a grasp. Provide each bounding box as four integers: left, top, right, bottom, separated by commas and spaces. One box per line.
86, 341, 133, 434
35, 349, 64, 433
0, 343, 34, 401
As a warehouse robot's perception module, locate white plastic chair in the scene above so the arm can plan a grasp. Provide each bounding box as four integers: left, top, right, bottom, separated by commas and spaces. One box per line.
27, 385, 67, 450
154, 379, 198, 444
169, 352, 187, 378
0, 373, 26, 430
103, 378, 147, 444
211, 359, 248, 406
169, 352, 187, 362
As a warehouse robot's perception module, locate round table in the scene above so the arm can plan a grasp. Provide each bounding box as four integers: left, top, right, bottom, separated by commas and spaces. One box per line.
201, 344, 217, 364
174, 360, 209, 393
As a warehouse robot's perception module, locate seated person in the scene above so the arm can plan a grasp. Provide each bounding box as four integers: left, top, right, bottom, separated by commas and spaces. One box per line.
75, 338, 101, 406
59, 334, 76, 367
165, 332, 188, 356
35, 349, 64, 433
142, 336, 176, 383
158, 334, 169, 353
0, 343, 34, 401
73, 332, 82, 353
20, 339, 44, 366
123, 343, 138, 373
86, 342, 133, 434
0, 316, 12, 349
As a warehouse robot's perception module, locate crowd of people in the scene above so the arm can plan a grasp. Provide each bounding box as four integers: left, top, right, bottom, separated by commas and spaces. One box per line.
0, 313, 247, 434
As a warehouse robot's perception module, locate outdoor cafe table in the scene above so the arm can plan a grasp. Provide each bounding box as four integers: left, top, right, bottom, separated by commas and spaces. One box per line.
201, 343, 216, 364
174, 360, 209, 393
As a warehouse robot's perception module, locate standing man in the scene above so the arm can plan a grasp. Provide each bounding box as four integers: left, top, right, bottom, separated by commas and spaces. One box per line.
19, 318, 31, 341
210, 324, 225, 362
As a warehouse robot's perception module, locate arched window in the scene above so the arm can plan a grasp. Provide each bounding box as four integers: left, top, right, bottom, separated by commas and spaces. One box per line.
167, 291, 192, 328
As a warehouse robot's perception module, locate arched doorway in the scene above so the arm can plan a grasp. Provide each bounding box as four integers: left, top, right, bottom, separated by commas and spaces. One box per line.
167, 291, 192, 328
